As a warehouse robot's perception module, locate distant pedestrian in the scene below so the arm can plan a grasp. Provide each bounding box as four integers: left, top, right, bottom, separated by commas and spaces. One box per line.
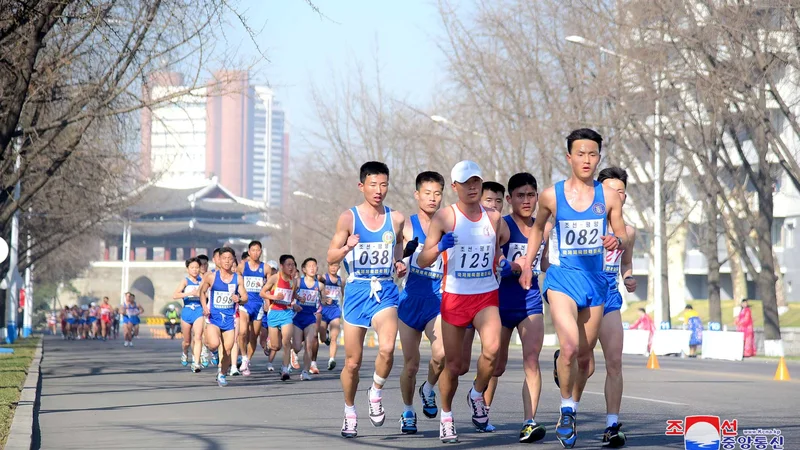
735, 299, 756, 357
682, 305, 702, 358
630, 308, 655, 353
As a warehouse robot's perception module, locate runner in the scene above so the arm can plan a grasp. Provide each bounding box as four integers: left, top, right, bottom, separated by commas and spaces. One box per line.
519, 128, 628, 448
417, 160, 511, 443
47, 309, 57, 336
79, 304, 89, 339
88, 302, 100, 339
260, 254, 300, 381
173, 257, 205, 372
199, 247, 247, 387
65, 306, 75, 340
204, 248, 222, 367
122, 294, 141, 347
129, 293, 143, 340
317, 262, 343, 371
100, 297, 113, 340
327, 161, 407, 439
483, 172, 550, 443
230, 252, 243, 376
112, 307, 120, 340
397, 171, 446, 435
237, 241, 267, 377
293, 257, 323, 381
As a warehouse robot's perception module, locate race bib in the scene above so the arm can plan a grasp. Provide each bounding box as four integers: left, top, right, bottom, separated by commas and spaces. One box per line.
558, 219, 603, 256
244, 276, 263, 293
409, 246, 443, 279
212, 290, 233, 309
272, 287, 293, 306
604, 248, 623, 273
297, 288, 320, 307
453, 244, 493, 279
324, 285, 342, 302
353, 242, 393, 276
531, 240, 546, 276
183, 285, 200, 296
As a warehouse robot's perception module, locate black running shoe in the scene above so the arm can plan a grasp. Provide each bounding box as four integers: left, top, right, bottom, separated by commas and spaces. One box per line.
519, 420, 547, 443
603, 422, 627, 448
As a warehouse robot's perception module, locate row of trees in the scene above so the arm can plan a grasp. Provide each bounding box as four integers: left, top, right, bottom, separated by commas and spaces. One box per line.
290, 0, 800, 344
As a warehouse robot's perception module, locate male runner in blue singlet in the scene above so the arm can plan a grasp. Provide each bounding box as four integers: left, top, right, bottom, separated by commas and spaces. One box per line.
519, 129, 628, 448
327, 161, 407, 438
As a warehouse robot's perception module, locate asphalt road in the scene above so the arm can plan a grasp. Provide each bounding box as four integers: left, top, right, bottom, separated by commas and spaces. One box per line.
37, 329, 799, 449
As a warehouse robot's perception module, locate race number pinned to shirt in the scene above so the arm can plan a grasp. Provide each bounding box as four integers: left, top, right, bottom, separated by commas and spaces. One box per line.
297, 289, 320, 307
324, 285, 342, 302
454, 244, 493, 279
213, 290, 233, 309
272, 287, 293, 306
410, 246, 444, 279
244, 276, 263, 293
604, 248, 623, 273
558, 219, 603, 256
353, 242, 393, 276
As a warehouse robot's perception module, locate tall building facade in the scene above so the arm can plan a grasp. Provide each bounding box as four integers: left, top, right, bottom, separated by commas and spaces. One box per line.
140, 72, 288, 203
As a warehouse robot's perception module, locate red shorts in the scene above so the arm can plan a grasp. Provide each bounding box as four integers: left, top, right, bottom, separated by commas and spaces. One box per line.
101, 316, 112, 323
441, 290, 499, 327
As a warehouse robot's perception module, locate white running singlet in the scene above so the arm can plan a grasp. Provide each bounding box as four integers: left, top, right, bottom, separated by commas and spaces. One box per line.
442, 205, 498, 295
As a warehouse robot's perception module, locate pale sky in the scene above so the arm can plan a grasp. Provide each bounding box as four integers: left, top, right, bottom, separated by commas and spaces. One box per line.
221, 0, 448, 154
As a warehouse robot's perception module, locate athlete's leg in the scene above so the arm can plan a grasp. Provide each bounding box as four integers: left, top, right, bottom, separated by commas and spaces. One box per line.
280, 323, 294, 369
439, 321, 467, 413
329, 318, 341, 361
191, 317, 204, 366
484, 326, 513, 407
459, 327, 475, 376
341, 322, 367, 406
399, 320, 424, 407
598, 311, 623, 417
572, 305, 604, 402
519, 314, 544, 421
237, 310, 250, 361
269, 324, 282, 363
205, 324, 222, 354
220, 329, 236, 375
181, 320, 192, 356
424, 315, 445, 389
472, 306, 501, 393
371, 307, 399, 389
548, 291, 580, 400
248, 319, 262, 360
303, 323, 317, 373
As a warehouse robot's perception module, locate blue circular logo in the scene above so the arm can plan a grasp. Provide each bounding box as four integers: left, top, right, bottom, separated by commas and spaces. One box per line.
592, 202, 606, 215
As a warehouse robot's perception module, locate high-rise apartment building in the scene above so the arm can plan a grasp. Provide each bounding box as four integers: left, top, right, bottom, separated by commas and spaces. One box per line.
140, 72, 289, 203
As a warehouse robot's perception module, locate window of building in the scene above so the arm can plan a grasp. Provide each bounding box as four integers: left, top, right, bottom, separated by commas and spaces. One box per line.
772, 217, 785, 247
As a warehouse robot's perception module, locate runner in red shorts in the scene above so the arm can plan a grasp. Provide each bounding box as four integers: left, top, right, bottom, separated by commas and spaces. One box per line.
417, 160, 514, 443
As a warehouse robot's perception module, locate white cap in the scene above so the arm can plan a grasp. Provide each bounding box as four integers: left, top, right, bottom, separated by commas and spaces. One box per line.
90, 302, 96, 307
267, 260, 279, 270
451, 160, 483, 184
168, 304, 175, 310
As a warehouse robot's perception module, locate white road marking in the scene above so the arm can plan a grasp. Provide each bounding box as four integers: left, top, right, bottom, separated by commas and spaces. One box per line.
577, 390, 688, 406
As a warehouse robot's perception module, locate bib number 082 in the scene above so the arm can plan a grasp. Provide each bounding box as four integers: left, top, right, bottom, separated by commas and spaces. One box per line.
564, 228, 598, 246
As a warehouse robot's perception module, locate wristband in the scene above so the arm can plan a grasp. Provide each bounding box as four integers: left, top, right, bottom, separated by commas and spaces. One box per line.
615, 236, 622, 247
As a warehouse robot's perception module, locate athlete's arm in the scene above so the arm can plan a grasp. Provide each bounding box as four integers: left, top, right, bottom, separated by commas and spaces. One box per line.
488, 209, 506, 265
392, 211, 408, 277
260, 274, 280, 301
539, 221, 555, 273
236, 273, 248, 304
520, 187, 555, 289
327, 210, 358, 265
621, 225, 637, 292
603, 186, 629, 250
417, 208, 450, 268
199, 273, 213, 313
497, 215, 511, 247
236, 261, 244, 276
172, 279, 189, 300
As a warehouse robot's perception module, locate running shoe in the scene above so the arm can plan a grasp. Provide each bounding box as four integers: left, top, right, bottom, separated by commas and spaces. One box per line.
201, 350, 209, 368
519, 419, 547, 443
400, 410, 417, 434
553, 349, 560, 388
301, 370, 312, 381
341, 414, 358, 438
310, 361, 320, 374
181, 353, 189, 367
236, 355, 243, 369
241, 359, 251, 376
267, 362, 275, 372
325, 335, 331, 346
556, 406, 577, 448
128, 341, 134, 347
439, 416, 458, 443
210, 351, 219, 366
281, 369, 290, 381
291, 350, 300, 370
217, 373, 228, 387
466, 388, 489, 431
229, 367, 241, 377
602, 422, 627, 448
367, 388, 386, 427
327, 358, 336, 371
191, 363, 201, 373
419, 384, 438, 418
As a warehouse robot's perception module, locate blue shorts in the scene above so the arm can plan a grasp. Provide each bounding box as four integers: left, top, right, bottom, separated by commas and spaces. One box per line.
181, 304, 203, 324
268, 309, 295, 329
604, 289, 623, 316
79, 319, 86, 325
320, 304, 341, 324
261, 312, 269, 328
209, 310, 235, 332
241, 300, 264, 321
343, 279, 400, 328
398, 291, 440, 332
499, 279, 543, 329
66, 318, 76, 325
89, 317, 98, 324
293, 312, 317, 330
542, 266, 607, 310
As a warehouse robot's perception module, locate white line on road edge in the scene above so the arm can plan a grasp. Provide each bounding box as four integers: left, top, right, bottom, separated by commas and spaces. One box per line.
577, 390, 688, 406
5, 337, 43, 450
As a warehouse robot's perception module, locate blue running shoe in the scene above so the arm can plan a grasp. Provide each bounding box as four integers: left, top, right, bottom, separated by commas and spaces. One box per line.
181, 353, 189, 367
419, 384, 438, 418
399, 410, 417, 434
556, 407, 577, 448
210, 351, 219, 366
216, 373, 228, 387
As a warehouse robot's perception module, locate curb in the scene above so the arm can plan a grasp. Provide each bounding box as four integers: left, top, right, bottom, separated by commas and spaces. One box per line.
5, 337, 43, 450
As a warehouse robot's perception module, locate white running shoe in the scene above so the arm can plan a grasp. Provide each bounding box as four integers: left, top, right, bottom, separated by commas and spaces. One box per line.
229, 367, 241, 376
341, 414, 358, 438
310, 361, 320, 374
301, 370, 312, 381
267, 362, 275, 372
128, 341, 134, 347
440, 416, 459, 443
124, 341, 129, 347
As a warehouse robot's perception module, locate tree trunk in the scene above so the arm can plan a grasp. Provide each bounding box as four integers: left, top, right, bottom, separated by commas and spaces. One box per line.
707, 150, 722, 324
725, 231, 748, 302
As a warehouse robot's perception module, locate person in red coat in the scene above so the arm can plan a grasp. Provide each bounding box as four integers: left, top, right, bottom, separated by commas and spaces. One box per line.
630, 308, 655, 353
735, 299, 756, 357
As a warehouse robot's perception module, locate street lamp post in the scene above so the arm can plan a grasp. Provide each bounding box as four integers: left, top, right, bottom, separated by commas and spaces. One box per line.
565, 35, 665, 327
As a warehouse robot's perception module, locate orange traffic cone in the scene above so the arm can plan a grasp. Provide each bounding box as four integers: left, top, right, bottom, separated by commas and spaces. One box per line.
647, 351, 660, 369
774, 357, 791, 381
